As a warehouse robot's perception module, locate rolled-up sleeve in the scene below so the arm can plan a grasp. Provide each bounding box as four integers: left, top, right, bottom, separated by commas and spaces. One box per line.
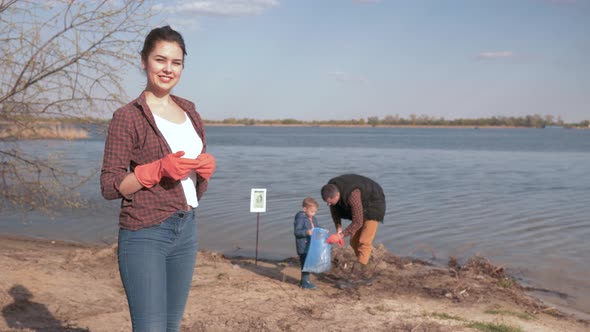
100, 109, 135, 200
343, 189, 364, 237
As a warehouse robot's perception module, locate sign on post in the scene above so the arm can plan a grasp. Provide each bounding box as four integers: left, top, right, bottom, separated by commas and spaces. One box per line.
250, 188, 267, 213
250, 188, 267, 265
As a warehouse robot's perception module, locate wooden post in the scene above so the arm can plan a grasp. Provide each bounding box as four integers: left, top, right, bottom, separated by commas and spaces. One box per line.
255, 212, 260, 265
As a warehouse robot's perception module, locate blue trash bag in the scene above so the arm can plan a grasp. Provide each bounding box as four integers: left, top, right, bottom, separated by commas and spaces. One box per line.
302, 228, 331, 273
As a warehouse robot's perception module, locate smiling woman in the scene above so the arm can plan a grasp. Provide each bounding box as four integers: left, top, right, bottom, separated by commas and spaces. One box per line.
100, 25, 217, 332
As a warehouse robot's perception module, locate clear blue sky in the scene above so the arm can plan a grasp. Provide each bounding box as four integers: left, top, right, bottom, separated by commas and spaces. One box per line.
122, 0, 589, 122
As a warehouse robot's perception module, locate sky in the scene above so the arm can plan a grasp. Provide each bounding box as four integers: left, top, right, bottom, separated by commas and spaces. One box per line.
122, 0, 590, 122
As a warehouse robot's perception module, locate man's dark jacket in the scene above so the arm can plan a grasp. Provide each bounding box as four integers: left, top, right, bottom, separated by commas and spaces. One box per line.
329, 174, 386, 223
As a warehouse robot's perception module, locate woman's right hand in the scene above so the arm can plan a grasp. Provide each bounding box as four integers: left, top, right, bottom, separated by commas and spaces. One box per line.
135, 151, 203, 187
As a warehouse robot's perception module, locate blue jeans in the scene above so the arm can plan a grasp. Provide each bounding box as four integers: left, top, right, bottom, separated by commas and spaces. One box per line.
118, 209, 198, 332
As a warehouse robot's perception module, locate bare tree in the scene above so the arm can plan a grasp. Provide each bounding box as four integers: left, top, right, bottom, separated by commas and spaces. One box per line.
0, 0, 152, 212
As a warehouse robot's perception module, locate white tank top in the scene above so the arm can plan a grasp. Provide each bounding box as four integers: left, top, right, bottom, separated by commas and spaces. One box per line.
153, 112, 203, 208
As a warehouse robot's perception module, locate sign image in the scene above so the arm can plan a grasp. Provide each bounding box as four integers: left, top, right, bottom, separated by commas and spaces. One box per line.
250, 188, 266, 213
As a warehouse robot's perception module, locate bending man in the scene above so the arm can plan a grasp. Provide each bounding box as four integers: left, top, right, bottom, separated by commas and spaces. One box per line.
322, 174, 386, 272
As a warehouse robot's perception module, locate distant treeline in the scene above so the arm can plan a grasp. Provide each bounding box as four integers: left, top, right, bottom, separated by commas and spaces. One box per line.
208, 114, 590, 128
3, 114, 589, 129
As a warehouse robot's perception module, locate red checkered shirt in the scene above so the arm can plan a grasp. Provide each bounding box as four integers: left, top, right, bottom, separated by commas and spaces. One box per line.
100, 92, 208, 230
330, 188, 364, 237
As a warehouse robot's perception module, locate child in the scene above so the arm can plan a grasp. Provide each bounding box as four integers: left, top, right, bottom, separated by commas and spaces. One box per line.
293, 197, 321, 289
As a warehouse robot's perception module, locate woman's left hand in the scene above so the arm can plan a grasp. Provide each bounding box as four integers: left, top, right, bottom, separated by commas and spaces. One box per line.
195, 153, 216, 180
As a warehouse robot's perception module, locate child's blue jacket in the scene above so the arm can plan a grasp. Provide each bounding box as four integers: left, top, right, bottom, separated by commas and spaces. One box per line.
293, 211, 321, 255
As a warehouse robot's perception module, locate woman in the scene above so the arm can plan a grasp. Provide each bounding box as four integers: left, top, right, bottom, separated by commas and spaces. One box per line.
100, 25, 215, 331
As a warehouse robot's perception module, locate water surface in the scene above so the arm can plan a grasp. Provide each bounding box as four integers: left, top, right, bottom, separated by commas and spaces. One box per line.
1, 126, 589, 317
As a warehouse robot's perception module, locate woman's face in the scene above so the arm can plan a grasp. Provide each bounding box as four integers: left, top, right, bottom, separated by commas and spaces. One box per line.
142, 40, 184, 95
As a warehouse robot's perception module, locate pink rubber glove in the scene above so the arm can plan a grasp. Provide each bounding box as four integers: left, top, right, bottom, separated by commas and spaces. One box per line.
195, 153, 216, 181
135, 151, 203, 188
326, 234, 344, 247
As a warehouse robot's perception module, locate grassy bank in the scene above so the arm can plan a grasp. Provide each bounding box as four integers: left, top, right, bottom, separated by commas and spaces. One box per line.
0, 122, 89, 140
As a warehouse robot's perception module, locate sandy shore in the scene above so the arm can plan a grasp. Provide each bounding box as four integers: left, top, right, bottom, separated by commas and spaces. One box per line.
1, 236, 588, 332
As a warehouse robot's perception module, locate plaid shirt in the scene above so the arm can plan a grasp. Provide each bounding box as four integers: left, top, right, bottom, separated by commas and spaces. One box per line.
330, 189, 364, 237
100, 92, 208, 230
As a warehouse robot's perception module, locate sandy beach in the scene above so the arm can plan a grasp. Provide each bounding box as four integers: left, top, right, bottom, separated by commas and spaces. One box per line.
0, 235, 588, 331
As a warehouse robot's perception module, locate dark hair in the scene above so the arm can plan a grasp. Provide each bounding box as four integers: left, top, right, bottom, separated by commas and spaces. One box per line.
321, 184, 339, 201
141, 25, 187, 64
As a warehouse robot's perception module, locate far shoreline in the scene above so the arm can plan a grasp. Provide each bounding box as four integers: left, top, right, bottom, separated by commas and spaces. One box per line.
203, 122, 590, 131
204, 123, 523, 129
2, 119, 588, 141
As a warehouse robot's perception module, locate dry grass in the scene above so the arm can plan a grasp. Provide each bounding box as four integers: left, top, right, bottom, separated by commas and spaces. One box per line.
0, 123, 89, 140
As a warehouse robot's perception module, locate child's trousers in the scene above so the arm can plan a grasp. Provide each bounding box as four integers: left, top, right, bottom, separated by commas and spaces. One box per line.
299, 253, 309, 281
